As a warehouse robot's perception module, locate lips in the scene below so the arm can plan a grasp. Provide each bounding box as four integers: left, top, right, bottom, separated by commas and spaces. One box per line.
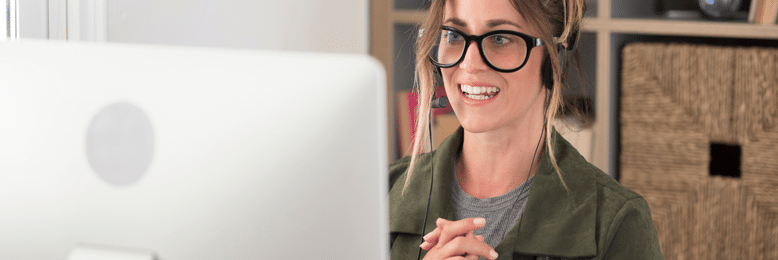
460, 84, 500, 100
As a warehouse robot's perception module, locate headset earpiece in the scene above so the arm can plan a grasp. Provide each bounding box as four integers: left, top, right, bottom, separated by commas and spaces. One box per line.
542, 55, 554, 91
542, 44, 565, 91
542, 27, 580, 91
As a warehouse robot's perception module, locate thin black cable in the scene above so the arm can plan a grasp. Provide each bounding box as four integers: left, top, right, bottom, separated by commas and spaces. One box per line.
417, 110, 437, 260
417, 110, 545, 260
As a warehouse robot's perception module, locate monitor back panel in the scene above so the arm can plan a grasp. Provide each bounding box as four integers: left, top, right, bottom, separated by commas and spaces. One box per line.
0, 40, 387, 260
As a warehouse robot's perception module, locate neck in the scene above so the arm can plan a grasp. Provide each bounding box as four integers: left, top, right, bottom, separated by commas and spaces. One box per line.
456, 117, 546, 199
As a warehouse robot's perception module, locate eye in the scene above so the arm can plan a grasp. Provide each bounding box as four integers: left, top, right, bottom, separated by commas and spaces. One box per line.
444, 31, 463, 43
490, 35, 511, 45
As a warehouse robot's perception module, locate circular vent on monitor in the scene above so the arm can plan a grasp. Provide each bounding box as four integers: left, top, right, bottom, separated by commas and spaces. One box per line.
85, 102, 155, 186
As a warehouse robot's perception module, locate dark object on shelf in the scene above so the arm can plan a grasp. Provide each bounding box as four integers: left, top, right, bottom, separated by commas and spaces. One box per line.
661, 0, 700, 11
699, 0, 743, 19
663, 10, 705, 19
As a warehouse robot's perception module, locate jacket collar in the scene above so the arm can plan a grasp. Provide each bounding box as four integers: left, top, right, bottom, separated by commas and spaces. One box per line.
389, 127, 598, 258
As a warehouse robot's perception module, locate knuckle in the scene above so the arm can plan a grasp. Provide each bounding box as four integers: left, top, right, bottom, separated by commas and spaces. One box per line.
450, 236, 468, 247
439, 227, 457, 239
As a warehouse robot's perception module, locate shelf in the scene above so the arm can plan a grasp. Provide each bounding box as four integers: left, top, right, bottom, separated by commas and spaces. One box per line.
583, 17, 778, 39
394, 0, 430, 11
395, 12, 778, 40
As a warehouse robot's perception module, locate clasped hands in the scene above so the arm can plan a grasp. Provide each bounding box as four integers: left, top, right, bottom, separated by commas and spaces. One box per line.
419, 218, 499, 260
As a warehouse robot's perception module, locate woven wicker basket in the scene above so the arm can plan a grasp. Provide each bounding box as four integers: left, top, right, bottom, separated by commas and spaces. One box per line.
620, 42, 778, 259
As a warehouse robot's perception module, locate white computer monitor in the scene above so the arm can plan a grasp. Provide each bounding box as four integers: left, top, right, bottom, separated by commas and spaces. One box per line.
0, 40, 387, 260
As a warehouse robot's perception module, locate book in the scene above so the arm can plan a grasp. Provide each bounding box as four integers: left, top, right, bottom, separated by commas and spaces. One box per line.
752, 0, 778, 24
749, 0, 759, 22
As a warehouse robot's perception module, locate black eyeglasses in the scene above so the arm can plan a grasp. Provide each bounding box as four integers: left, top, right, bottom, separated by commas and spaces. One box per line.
429, 26, 546, 73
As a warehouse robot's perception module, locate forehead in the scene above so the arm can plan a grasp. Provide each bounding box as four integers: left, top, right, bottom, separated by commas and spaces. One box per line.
443, 0, 529, 32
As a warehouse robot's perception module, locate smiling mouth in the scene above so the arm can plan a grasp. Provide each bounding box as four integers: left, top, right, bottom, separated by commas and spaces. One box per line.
460, 84, 500, 100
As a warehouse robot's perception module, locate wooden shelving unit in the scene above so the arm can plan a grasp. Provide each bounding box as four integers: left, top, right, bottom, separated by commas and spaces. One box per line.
585, 18, 778, 39
371, 0, 778, 174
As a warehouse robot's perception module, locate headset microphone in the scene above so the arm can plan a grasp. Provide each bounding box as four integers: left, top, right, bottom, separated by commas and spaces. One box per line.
431, 96, 449, 109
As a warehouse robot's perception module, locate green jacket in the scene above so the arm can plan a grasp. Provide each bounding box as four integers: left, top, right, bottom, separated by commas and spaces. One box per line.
389, 127, 662, 259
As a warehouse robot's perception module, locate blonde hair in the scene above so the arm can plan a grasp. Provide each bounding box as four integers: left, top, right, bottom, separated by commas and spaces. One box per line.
401, 0, 587, 194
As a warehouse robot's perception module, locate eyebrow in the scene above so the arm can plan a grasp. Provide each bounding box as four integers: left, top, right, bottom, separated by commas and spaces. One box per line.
487, 19, 522, 29
442, 18, 523, 30
443, 17, 468, 27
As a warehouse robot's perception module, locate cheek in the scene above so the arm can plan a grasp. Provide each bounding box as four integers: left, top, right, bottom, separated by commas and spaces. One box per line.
518, 50, 545, 85
502, 51, 545, 102
440, 68, 458, 95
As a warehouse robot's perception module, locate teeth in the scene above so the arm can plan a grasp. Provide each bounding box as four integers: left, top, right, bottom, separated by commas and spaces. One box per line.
466, 94, 490, 100
460, 84, 499, 99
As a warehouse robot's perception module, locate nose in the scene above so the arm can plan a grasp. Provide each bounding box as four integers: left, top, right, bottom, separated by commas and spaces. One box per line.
458, 41, 489, 73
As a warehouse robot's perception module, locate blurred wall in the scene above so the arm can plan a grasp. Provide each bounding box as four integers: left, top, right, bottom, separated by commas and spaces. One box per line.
17, 0, 369, 54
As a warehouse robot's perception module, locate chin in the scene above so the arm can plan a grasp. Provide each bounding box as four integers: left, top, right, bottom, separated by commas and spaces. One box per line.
458, 118, 501, 134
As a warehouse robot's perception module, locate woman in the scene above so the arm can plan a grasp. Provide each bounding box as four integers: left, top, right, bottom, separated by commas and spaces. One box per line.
388, 0, 663, 259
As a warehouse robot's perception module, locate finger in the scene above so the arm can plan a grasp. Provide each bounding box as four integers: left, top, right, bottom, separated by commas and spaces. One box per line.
419, 239, 440, 251
436, 235, 498, 260
420, 218, 456, 250
424, 224, 443, 244
424, 219, 486, 252
420, 238, 435, 250
420, 226, 445, 250
420, 241, 430, 251
437, 218, 486, 247
424, 256, 471, 260
463, 232, 479, 260
435, 217, 450, 227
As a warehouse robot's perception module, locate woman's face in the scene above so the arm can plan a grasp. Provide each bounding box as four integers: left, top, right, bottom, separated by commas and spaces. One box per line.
440, 0, 546, 134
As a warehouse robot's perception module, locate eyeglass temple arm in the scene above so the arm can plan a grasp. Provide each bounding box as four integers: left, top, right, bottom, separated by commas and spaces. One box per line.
536, 37, 562, 47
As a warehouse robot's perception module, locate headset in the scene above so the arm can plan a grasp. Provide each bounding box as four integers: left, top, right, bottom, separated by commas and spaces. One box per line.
542, 28, 579, 91
416, 18, 580, 260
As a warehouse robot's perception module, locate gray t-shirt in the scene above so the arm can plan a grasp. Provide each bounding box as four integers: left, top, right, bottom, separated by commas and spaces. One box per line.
451, 172, 533, 253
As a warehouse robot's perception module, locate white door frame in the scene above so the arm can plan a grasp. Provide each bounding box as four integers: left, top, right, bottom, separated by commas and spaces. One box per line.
48, 0, 106, 41
48, 0, 67, 40
3, 0, 19, 40
1, 0, 7, 40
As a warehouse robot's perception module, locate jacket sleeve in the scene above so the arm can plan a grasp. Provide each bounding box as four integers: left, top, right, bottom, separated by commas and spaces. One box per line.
602, 197, 663, 259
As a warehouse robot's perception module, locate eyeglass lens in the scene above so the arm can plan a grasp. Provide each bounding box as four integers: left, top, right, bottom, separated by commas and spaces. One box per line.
431, 29, 529, 71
